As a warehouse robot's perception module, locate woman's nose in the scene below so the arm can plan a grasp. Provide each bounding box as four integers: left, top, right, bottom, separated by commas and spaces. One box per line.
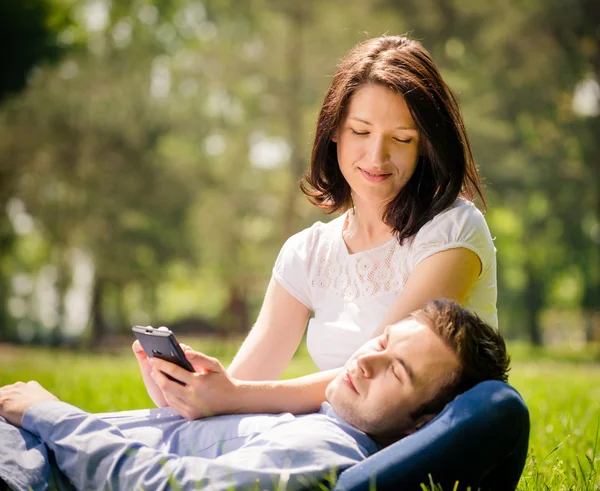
367, 136, 388, 165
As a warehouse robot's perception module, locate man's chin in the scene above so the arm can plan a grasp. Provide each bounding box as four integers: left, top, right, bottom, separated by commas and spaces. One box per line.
325, 373, 347, 404
328, 397, 372, 434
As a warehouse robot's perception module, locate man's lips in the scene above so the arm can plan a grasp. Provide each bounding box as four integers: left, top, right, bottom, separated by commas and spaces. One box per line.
343, 371, 359, 394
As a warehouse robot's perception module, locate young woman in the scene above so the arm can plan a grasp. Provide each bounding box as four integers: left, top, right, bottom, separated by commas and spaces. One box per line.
133, 35, 497, 419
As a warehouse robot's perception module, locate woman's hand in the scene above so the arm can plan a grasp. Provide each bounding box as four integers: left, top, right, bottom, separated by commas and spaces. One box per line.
132, 338, 169, 408
148, 349, 242, 419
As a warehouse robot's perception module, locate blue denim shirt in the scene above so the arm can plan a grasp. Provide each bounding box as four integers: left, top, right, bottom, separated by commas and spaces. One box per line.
0, 401, 378, 490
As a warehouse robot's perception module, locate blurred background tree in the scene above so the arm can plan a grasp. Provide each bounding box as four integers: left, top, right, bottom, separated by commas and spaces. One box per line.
0, 0, 597, 347
0, 0, 74, 341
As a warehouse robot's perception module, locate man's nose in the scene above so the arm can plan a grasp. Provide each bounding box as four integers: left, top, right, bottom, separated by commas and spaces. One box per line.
356, 352, 385, 378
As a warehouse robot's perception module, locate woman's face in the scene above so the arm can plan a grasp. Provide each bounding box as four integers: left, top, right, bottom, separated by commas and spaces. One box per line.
333, 83, 420, 207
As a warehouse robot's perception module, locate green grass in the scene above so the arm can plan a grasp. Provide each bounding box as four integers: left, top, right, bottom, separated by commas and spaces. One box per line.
508, 345, 600, 491
0, 339, 598, 490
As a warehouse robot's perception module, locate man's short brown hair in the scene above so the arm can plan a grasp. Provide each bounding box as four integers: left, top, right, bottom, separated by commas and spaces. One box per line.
410, 299, 511, 420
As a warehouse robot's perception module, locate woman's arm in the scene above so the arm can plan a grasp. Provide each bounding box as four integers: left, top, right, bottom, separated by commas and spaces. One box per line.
227, 278, 310, 381
144, 248, 480, 419
372, 247, 481, 336
151, 354, 339, 417
147, 278, 338, 418
223, 277, 337, 415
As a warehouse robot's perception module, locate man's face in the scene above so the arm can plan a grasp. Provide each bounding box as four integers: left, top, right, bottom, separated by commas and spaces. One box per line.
326, 317, 461, 440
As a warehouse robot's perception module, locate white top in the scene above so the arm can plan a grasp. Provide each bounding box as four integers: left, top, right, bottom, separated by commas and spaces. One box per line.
273, 198, 497, 371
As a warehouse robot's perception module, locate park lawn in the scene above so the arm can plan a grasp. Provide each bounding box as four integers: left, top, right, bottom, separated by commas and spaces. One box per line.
0, 339, 598, 490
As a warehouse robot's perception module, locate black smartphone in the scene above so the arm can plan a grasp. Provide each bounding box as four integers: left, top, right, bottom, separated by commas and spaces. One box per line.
132, 325, 195, 385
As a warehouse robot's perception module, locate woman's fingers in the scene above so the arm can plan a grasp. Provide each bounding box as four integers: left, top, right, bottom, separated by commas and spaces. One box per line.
132, 340, 145, 356
149, 364, 209, 417
132, 340, 169, 407
184, 351, 224, 374
165, 385, 213, 420
154, 374, 215, 420
163, 391, 209, 420
132, 341, 151, 371
149, 356, 232, 419
147, 351, 240, 418
162, 393, 190, 418
150, 358, 194, 387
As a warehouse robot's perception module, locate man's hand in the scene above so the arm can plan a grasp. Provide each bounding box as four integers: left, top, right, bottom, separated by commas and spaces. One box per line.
0, 381, 59, 427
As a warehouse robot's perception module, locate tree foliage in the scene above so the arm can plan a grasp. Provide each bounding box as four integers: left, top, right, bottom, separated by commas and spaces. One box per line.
0, 0, 597, 345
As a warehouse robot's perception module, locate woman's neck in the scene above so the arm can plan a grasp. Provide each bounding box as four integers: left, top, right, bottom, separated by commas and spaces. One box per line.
343, 199, 395, 253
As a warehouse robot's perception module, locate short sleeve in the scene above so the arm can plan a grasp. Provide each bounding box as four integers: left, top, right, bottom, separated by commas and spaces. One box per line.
407, 199, 495, 277
272, 227, 316, 310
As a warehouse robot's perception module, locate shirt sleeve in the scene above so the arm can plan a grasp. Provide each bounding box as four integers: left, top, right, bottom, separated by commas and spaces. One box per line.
407, 200, 495, 277
272, 226, 317, 310
214, 416, 370, 490
21, 401, 360, 491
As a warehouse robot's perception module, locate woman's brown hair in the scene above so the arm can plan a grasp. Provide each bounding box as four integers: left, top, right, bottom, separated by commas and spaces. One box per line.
301, 35, 485, 243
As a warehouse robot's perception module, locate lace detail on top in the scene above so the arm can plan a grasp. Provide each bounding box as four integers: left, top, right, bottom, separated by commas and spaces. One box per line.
311, 218, 408, 302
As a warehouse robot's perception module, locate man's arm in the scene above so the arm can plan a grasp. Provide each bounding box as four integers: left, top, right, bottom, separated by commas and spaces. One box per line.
23, 401, 371, 490
1, 383, 369, 490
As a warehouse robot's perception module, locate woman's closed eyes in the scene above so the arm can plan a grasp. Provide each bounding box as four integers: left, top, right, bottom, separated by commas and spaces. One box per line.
349, 128, 412, 144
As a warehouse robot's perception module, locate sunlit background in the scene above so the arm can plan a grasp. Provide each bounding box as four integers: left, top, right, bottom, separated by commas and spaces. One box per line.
0, 0, 598, 348
1, 2, 599, 489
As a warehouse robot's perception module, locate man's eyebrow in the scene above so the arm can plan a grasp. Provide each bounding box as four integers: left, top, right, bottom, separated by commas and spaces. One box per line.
348, 116, 418, 132
398, 356, 415, 384
386, 327, 416, 383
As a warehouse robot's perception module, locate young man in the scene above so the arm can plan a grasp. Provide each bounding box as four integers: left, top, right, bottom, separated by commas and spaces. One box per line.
0, 299, 509, 491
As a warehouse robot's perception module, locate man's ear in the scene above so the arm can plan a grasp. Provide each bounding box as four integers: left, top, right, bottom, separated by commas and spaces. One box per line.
404, 413, 436, 436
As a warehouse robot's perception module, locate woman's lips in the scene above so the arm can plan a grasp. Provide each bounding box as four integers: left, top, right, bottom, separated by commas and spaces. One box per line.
343, 371, 359, 394
359, 167, 392, 183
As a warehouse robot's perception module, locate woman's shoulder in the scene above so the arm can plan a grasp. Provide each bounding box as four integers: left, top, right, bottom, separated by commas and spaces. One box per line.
405, 198, 492, 255
416, 198, 489, 238
396, 198, 496, 282
273, 214, 346, 309
405, 198, 494, 269
437, 197, 485, 220
283, 213, 346, 252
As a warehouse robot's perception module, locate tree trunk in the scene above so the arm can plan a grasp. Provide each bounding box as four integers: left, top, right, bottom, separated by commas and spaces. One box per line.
52, 248, 69, 346
0, 218, 15, 340
524, 266, 544, 346
583, 313, 596, 343
90, 276, 107, 346
583, 115, 600, 343
115, 281, 127, 333
281, 1, 305, 242
219, 285, 250, 335
143, 281, 158, 326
